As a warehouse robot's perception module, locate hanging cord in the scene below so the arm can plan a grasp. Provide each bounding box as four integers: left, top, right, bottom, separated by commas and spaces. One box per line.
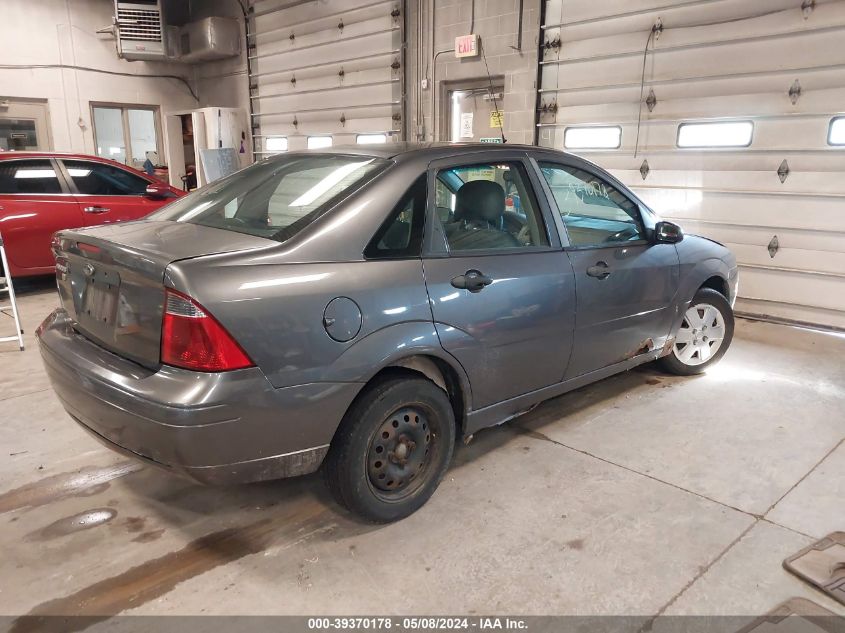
633, 25, 658, 159
0, 63, 198, 101
481, 42, 506, 143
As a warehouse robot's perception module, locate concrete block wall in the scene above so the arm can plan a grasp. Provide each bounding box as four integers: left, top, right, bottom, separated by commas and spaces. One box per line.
405, 0, 542, 145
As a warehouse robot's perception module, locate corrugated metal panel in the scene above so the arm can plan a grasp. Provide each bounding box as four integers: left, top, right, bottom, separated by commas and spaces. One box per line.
248, 0, 404, 154
538, 0, 845, 329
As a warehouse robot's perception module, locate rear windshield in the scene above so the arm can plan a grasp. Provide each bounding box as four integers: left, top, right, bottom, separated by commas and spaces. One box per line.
148, 154, 388, 242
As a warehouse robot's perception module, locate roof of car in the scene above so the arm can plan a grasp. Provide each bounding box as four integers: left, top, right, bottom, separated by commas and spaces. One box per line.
0, 151, 112, 160
4, 144, 573, 164
264, 142, 580, 166
0, 151, 183, 191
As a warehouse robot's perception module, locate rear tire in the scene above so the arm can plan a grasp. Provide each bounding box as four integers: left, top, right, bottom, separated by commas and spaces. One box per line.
323, 375, 455, 523
659, 287, 734, 376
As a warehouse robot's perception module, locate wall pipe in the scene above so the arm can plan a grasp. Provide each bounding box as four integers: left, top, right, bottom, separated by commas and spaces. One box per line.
431, 47, 455, 142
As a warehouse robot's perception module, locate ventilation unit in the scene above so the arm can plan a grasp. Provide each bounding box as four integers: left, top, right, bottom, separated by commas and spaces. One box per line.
114, 0, 166, 60
178, 17, 241, 63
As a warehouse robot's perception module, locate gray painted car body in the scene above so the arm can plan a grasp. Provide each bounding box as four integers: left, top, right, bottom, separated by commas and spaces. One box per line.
37, 143, 737, 483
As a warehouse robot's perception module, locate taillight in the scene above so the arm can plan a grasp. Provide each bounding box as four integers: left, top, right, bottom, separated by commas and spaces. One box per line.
161, 288, 254, 372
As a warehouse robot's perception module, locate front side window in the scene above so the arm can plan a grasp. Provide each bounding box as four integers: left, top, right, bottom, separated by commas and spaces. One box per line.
0, 159, 62, 194
149, 154, 389, 242
62, 160, 149, 195
435, 162, 549, 252
539, 162, 645, 247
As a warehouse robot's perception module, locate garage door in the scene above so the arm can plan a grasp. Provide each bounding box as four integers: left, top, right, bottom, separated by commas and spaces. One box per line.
537, 0, 845, 330
248, 0, 405, 156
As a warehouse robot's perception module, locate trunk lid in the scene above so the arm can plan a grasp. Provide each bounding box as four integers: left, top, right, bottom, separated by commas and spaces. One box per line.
53, 220, 271, 369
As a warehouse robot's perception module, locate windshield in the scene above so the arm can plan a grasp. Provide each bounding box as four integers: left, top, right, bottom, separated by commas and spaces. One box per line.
148, 154, 389, 242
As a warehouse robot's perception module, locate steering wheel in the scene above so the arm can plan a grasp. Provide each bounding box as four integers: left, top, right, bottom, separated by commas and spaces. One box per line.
603, 226, 640, 243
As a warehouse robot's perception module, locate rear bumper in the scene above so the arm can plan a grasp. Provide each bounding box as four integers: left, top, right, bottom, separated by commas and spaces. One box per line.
37, 309, 362, 484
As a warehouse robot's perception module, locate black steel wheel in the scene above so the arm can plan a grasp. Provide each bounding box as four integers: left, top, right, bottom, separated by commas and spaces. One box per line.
324, 375, 455, 523
367, 406, 433, 499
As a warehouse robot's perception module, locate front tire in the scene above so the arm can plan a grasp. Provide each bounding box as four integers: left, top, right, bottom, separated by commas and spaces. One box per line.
323, 375, 455, 523
659, 287, 734, 376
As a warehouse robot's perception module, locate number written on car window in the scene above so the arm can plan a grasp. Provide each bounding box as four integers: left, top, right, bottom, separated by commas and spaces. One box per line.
539, 163, 645, 247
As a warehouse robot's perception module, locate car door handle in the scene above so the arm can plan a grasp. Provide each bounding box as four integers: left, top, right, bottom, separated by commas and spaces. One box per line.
83, 206, 110, 214
451, 269, 493, 293
586, 261, 611, 280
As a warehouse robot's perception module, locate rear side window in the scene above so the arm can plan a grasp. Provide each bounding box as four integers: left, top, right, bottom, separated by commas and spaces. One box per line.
435, 162, 550, 252
149, 154, 389, 242
0, 159, 62, 194
365, 175, 426, 259
63, 160, 149, 195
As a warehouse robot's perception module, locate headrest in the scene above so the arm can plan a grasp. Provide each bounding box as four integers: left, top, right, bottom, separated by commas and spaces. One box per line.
454, 180, 505, 224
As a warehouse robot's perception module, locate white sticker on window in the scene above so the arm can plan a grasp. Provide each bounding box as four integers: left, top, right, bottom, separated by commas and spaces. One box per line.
460, 113, 474, 138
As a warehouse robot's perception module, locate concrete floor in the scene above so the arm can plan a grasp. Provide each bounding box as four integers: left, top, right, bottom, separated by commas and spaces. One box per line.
1, 279, 843, 619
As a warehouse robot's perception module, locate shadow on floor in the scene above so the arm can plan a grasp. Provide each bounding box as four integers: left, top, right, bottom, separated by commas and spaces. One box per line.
5, 275, 55, 296
116, 361, 677, 527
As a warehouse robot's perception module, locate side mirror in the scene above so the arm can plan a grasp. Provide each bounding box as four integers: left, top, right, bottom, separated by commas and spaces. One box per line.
145, 182, 170, 199
654, 221, 684, 244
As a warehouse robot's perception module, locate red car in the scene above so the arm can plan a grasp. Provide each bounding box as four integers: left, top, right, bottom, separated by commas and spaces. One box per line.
0, 152, 184, 277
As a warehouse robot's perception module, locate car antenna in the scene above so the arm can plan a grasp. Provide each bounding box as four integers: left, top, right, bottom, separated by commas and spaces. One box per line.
481, 41, 507, 144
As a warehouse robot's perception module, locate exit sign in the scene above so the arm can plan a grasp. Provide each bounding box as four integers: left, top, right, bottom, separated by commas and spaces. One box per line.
455, 34, 479, 58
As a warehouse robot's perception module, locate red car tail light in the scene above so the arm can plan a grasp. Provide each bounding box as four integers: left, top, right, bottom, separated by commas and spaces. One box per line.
77, 242, 101, 255
161, 288, 254, 372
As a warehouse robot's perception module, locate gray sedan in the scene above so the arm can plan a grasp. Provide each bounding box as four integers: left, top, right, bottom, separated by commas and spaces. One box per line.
37, 143, 738, 522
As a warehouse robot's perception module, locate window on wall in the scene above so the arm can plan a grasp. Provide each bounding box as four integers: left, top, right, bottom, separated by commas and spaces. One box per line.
92, 105, 160, 169
564, 126, 622, 149
307, 136, 333, 149
265, 137, 288, 153
357, 134, 387, 144
677, 121, 753, 148
828, 117, 845, 146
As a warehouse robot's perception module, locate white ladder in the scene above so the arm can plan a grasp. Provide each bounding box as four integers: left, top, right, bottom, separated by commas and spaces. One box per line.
0, 232, 24, 351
